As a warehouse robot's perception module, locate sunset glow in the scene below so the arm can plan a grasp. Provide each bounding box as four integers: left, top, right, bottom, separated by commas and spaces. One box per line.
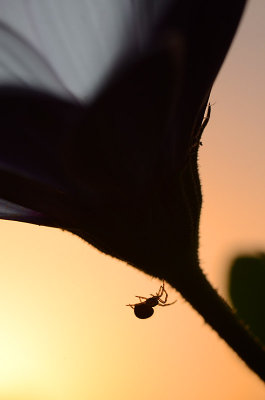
0, 1, 265, 399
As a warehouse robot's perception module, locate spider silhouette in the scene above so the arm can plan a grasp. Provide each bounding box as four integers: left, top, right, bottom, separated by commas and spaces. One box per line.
126, 281, 177, 319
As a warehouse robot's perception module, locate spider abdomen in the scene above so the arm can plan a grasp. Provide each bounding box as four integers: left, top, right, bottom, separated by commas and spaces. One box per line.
134, 303, 154, 319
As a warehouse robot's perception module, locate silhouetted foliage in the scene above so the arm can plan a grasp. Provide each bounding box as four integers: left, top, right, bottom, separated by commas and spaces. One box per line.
228, 253, 265, 346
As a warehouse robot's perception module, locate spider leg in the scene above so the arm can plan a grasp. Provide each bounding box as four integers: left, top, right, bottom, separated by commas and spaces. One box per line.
135, 296, 148, 302
201, 103, 211, 132
158, 287, 168, 303
126, 299, 146, 308
158, 280, 165, 296
189, 103, 211, 153
150, 287, 163, 298
197, 103, 211, 141
158, 299, 177, 307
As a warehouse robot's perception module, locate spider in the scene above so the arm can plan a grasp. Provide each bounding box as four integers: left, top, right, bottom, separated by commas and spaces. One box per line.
126, 281, 177, 319
190, 102, 212, 152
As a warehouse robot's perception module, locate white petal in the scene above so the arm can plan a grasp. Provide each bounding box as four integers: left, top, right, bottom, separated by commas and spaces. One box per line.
0, 22, 73, 98
0, 199, 50, 225
0, 0, 174, 100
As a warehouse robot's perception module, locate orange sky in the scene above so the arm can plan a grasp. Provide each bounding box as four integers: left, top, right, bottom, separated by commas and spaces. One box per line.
0, 1, 265, 399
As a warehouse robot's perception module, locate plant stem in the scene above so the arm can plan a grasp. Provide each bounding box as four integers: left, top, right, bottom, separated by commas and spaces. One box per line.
171, 266, 265, 382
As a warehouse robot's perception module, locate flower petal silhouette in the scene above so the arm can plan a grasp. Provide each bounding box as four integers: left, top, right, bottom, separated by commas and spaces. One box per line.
1, 0, 264, 381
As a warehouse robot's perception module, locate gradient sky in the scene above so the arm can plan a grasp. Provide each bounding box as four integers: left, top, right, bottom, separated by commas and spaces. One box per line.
0, 1, 265, 399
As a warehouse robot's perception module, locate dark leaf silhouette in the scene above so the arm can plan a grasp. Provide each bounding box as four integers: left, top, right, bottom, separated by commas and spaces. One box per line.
228, 254, 265, 346
1, 0, 264, 381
